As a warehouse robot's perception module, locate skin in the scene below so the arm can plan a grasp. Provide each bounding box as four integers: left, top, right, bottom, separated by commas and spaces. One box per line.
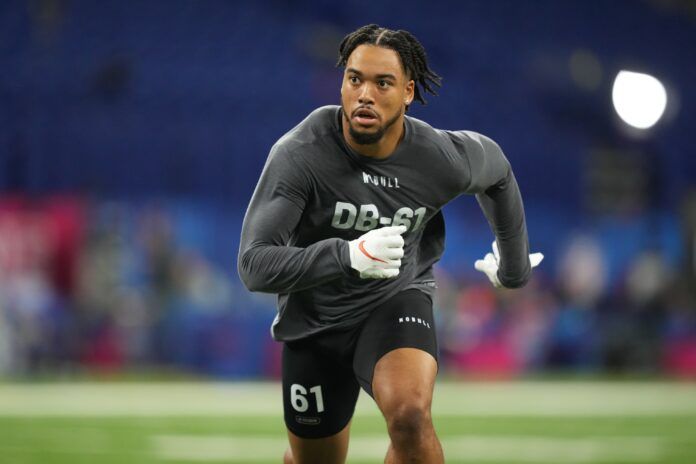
373, 348, 443, 464
284, 423, 351, 464
284, 45, 443, 464
340, 44, 415, 159
284, 349, 443, 464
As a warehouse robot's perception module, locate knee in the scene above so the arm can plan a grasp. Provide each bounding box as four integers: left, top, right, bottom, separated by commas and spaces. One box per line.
284, 448, 294, 464
385, 402, 432, 443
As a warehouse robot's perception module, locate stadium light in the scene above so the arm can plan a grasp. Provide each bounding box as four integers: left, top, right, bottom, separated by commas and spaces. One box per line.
612, 70, 667, 130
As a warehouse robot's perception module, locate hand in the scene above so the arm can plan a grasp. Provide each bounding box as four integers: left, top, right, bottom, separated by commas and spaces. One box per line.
348, 226, 407, 279
474, 241, 543, 288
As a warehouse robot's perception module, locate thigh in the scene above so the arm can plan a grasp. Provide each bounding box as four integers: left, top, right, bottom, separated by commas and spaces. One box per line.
282, 338, 360, 440
371, 347, 438, 419
352, 289, 438, 397
286, 421, 352, 464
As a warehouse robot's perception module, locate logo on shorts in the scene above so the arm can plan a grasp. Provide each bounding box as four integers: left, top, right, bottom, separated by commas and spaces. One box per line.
295, 416, 321, 425
399, 316, 431, 329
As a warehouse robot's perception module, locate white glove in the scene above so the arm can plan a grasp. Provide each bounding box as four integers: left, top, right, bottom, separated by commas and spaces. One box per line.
348, 226, 406, 279
474, 241, 544, 288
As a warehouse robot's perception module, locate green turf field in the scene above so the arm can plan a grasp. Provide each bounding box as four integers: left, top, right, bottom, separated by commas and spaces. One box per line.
1, 381, 695, 463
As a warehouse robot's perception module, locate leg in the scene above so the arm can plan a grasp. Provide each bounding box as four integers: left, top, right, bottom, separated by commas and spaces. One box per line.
352, 289, 443, 464
373, 347, 443, 464
283, 420, 351, 464
282, 332, 361, 464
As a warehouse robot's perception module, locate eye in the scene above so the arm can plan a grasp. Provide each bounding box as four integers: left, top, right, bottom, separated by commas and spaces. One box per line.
378, 80, 391, 88
349, 76, 360, 85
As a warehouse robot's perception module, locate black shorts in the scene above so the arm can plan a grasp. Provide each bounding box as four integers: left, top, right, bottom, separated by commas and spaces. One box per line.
282, 289, 438, 439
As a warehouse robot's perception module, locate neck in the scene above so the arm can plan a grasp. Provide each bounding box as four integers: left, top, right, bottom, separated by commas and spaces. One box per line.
342, 112, 405, 159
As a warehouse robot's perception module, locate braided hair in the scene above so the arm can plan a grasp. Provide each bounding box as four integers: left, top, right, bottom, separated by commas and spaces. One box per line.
337, 24, 441, 107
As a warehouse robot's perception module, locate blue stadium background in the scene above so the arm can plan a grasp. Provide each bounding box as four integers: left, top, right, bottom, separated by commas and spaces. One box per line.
0, 0, 695, 379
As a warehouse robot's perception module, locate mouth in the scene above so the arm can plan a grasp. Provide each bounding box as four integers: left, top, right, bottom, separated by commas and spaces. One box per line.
352, 107, 379, 127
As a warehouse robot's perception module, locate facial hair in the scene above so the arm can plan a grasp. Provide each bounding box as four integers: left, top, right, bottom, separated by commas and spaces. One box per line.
343, 107, 402, 145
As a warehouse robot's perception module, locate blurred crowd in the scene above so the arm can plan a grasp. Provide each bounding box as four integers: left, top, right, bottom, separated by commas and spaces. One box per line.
1, 196, 694, 380
0, 196, 275, 378
436, 235, 696, 378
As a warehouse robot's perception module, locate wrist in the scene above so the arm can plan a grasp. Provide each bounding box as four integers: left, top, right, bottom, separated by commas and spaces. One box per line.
496, 268, 529, 289
339, 239, 355, 276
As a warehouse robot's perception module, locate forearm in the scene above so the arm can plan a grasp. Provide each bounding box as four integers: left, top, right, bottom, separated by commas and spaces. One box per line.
238, 238, 350, 293
237, 182, 353, 294
476, 168, 531, 288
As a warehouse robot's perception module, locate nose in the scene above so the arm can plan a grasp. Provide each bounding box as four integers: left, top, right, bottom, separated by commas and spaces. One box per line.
358, 83, 375, 105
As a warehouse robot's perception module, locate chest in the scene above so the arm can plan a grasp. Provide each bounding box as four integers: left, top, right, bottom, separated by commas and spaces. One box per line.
299, 153, 458, 239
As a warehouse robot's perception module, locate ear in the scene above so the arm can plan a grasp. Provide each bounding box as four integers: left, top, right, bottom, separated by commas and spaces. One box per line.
404, 79, 415, 106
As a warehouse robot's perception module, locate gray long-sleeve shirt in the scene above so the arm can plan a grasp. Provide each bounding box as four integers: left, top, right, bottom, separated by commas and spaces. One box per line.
238, 106, 531, 341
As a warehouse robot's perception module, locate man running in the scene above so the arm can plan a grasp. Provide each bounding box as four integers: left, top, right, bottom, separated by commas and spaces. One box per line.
238, 24, 543, 464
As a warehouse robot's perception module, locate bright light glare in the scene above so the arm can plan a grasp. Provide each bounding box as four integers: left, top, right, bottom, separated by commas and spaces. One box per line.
612, 71, 667, 130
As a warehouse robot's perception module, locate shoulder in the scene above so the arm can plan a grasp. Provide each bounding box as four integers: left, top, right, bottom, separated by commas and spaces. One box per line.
273, 106, 340, 153
264, 106, 341, 177
404, 116, 496, 153
404, 114, 446, 149
438, 128, 506, 168
411, 116, 498, 151
405, 115, 503, 162
445, 130, 503, 156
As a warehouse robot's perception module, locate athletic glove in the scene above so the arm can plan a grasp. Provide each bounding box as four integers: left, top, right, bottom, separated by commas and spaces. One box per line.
474, 241, 544, 288
348, 225, 406, 279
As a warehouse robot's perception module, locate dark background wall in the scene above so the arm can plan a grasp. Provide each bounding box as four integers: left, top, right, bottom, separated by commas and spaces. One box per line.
1, 0, 694, 201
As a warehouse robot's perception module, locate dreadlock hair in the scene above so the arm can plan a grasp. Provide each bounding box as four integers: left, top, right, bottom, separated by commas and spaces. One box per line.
336, 24, 442, 108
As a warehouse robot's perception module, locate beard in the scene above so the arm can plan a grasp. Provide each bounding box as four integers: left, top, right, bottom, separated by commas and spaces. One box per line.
343, 107, 402, 145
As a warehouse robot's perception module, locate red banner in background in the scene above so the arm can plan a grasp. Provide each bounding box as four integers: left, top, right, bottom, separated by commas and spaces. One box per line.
0, 196, 85, 298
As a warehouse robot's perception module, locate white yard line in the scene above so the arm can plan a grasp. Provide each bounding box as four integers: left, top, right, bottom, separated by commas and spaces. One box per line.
0, 381, 694, 417
440, 436, 663, 462
151, 434, 663, 462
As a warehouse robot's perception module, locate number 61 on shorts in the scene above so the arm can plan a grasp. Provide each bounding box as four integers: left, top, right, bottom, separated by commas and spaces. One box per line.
290, 384, 325, 413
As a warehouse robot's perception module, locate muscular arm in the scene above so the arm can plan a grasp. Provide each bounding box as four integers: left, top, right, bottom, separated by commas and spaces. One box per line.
450, 131, 532, 288
237, 148, 351, 294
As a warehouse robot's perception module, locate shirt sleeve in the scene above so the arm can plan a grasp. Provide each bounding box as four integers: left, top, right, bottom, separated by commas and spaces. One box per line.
447, 130, 532, 288
237, 144, 352, 294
